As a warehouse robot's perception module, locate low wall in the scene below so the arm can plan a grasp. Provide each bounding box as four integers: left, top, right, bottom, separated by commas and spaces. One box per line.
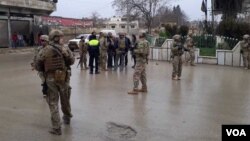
149, 39, 243, 67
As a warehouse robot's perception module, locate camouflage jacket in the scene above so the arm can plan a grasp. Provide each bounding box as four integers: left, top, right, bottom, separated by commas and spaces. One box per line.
36, 42, 75, 73
134, 39, 149, 64
185, 37, 194, 48
32, 46, 45, 70
240, 40, 249, 51
79, 40, 88, 55
171, 41, 184, 56
99, 37, 108, 52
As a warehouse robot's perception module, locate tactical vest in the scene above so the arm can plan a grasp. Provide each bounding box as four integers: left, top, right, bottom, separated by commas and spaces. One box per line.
119, 38, 126, 49
44, 45, 66, 72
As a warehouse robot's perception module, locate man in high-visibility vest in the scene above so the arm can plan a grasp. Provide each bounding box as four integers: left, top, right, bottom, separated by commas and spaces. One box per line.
88, 35, 100, 74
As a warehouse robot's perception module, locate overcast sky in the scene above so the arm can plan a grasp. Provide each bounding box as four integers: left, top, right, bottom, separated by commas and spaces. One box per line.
52, 0, 212, 21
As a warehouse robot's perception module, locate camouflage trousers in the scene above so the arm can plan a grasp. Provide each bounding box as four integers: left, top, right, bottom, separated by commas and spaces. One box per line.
114, 52, 125, 70
186, 49, 195, 65
46, 75, 72, 129
242, 51, 250, 68
100, 51, 107, 70
172, 56, 183, 77
133, 63, 147, 89
80, 53, 88, 69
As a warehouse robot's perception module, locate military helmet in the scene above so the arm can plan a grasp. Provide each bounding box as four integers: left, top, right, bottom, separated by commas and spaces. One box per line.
49, 30, 64, 40
173, 34, 181, 41
243, 34, 250, 40
188, 32, 193, 37
40, 35, 49, 42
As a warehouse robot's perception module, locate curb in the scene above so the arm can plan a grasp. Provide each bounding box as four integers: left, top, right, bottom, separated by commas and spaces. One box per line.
0, 47, 35, 55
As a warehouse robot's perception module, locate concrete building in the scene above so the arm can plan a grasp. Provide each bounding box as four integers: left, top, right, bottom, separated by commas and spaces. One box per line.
104, 16, 139, 35
0, 0, 57, 47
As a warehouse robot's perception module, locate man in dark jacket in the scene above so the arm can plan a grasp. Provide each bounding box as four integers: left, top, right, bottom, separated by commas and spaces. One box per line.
88, 35, 100, 74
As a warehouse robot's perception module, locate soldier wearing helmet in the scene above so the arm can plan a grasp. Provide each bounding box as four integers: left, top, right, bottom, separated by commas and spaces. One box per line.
114, 32, 129, 71
31, 35, 49, 97
128, 33, 149, 95
99, 32, 108, 71
36, 30, 75, 135
240, 34, 250, 69
171, 34, 184, 80
185, 33, 196, 66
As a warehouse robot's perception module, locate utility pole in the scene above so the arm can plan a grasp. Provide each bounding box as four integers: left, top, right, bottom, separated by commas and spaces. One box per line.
205, 0, 208, 33
211, 0, 215, 37
7, 8, 12, 48
126, 0, 130, 34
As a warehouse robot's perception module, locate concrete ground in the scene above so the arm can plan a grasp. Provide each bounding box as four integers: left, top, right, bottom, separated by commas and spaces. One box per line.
0, 52, 250, 141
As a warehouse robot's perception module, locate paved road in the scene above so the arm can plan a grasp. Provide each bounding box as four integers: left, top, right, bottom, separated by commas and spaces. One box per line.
0, 52, 250, 141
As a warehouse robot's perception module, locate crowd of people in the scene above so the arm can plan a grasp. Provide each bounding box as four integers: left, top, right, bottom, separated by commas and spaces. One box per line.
30, 28, 250, 135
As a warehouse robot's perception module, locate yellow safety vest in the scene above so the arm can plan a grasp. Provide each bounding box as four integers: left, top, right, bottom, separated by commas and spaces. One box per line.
88, 39, 99, 46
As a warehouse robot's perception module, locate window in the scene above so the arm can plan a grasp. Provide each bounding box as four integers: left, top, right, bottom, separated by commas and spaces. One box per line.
121, 25, 126, 29
111, 25, 116, 29
131, 25, 135, 29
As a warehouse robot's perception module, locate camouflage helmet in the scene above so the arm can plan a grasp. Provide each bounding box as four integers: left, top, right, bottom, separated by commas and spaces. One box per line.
188, 32, 193, 37
49, 29, 64, 40
40, 35, 49, 42
173, 34, 181, 41
243, 34, 250, 40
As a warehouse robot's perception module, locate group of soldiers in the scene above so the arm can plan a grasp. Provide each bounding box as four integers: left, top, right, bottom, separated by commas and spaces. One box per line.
31, 29, 150, 135
240, 34, 250, 70
78, 32, 137, 73
30, 28, 249, 135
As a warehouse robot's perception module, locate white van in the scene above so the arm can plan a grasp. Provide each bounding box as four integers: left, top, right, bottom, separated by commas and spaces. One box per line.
100, 29, 117, 37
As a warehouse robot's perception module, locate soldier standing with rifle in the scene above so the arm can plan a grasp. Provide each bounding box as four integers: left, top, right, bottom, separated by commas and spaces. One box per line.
78, 36, 89, 70
36, 30, 75, 135
240, 34, 250, 69
171, 34, 184, 80
31, 35, 49, 97
128, 33, 149, 95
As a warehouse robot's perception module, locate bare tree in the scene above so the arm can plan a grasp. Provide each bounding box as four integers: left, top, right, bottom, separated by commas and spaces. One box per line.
91, 12, 100, 27
113, 0, 169, 34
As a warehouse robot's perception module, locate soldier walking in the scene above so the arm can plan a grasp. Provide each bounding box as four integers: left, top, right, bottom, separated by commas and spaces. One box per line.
36, 30, 75, 135
185, 33, 196, 66
240, 34, 250, 69
128, 33, 149, 95
171, 34, 184, 80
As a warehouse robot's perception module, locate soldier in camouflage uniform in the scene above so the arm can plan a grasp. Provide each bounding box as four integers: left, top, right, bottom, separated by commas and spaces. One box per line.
240, 34, 250, 69
128, 33, 149, 95
36, 30, 75, 135
79, 36, 89, 70
185, 33, 196, 66
31, 35, 49, 97
171, 34, 184, 80
114, 33, 128, 71
99, 32, 108, 71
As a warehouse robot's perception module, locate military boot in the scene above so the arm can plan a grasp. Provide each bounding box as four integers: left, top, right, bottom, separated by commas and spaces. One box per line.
49, 128, 62, 135
128, 89, 139, 95
63, 116, 71, 125
137, 87, 148, 93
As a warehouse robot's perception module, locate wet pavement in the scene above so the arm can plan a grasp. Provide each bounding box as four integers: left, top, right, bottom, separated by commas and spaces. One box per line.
0, 52, 250, 141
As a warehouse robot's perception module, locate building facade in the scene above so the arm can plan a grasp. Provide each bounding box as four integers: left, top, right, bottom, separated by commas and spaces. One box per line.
104, 16, 139, 35
0, 0, 56, 47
